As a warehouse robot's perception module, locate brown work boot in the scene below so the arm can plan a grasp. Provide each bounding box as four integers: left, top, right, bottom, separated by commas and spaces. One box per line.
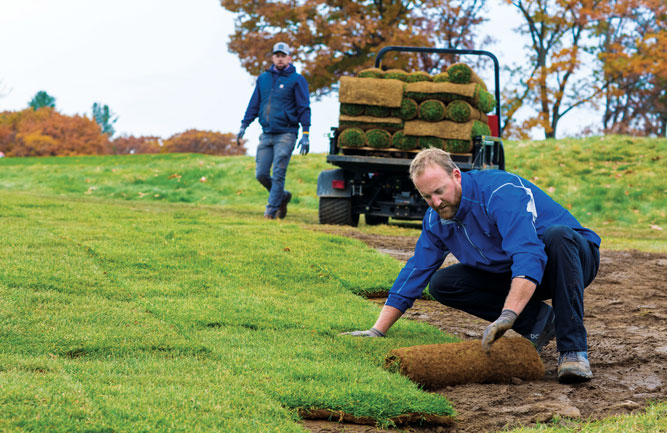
277, 191, 292, 219
264, 213, 276, 220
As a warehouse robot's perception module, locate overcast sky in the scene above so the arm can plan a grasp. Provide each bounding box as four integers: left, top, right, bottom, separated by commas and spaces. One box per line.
0, 0, 596, 155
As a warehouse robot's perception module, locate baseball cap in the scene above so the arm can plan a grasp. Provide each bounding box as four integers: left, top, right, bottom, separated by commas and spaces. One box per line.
272, 42, 291, 56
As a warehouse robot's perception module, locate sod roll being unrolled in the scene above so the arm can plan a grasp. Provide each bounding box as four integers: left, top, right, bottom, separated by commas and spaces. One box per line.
339, 76, 404, 107
385, 337, 545, 390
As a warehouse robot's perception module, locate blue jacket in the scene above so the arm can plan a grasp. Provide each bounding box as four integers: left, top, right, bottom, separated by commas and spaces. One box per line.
241, 64, 311, 134
385, 170, 601, 313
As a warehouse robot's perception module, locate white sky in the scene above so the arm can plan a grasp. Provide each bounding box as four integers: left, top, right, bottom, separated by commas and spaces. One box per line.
0, 0, 597, 155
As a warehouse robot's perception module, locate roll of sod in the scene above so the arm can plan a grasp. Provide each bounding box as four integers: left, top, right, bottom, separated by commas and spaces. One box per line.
446, 100, 472, 123
339, 76, 404, 108
365, 105, 392, 118
405, 82, 495, 113
475, 86, 496, 114
357, 67, 385, 78
392, 131, 418, 150
472, 119, 492, 137
340, 103, 365, 116
419, 136, 445, 149
366, 128, 392, 148
433, 72, 450, 83
406, 71, 432, 83
339, 115, 404, 133
419, 100, 446, 122
385, 69, 409, 82
385, 338, 545, 390
337, 127, 366, 148
447, 62, 488, 90
445, 139, 473, 153
392, 98, 418, 120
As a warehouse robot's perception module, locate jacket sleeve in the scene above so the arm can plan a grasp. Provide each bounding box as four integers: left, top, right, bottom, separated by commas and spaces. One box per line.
294, 75, 311, 132
487, 182, 548, 284
385, 215, 448, 312
241, 80, 261, 128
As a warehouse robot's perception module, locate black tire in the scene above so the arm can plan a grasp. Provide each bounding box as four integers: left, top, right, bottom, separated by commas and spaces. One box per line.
365, 214, 389, 225
319, 197, 359, 226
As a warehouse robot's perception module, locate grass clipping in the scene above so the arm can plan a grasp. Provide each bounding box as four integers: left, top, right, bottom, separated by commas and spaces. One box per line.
385, 338, 544, 390
339, 76, 404, 108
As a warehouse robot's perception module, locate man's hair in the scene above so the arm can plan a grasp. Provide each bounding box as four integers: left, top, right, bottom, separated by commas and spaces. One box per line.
409, 148, 458, 181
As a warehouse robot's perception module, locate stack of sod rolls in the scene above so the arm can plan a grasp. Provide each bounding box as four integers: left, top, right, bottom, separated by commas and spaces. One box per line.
338, 70, 405, 149
337, 63, 494, 152
403, 62, 494, 153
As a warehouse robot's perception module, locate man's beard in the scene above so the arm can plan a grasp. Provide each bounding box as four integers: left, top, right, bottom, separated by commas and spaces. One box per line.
433, 185, 461, 220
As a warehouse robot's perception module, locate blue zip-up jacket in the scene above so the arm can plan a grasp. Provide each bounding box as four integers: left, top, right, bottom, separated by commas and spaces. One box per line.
385, 170, 601, 313
241, 64, 311, 134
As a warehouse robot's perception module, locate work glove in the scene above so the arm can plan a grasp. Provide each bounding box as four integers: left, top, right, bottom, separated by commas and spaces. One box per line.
297, 133, 309, 155
236, 126, 246, 147
340, 327, 385, 337
481, 309, 518, 353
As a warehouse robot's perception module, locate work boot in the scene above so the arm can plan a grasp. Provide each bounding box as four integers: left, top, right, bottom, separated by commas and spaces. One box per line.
558, 351, 593, 383
264, 213, 276, 220
277, 191, 292, 219
522, 303, 556, 352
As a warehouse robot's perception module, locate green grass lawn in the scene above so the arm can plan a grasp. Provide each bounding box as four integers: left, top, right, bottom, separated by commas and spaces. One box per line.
0, 135, 665, 432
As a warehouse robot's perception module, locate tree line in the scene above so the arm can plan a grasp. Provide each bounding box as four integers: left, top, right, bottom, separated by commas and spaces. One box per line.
221, 0, 666, 138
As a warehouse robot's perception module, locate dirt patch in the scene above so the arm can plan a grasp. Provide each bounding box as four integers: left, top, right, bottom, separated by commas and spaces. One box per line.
303, 228, 667, 433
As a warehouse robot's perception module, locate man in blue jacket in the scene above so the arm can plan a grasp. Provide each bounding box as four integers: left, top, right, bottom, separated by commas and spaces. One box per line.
237, 42, 311, 219
344, 149, 601, 384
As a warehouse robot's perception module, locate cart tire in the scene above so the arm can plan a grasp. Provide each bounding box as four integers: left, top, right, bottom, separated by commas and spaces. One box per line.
319, 198, 359, 226
365, 215, 389, 226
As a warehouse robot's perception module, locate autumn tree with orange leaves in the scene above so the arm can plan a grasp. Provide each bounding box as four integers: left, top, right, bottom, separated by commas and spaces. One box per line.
593, 0, 667, 136
221, 0, 490, 96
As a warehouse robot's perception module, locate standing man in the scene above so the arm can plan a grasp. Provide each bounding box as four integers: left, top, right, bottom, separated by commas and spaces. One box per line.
237, 42, 311, 220
343, 149, 601, 384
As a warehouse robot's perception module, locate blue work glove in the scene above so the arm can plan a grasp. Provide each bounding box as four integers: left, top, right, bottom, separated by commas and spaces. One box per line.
482, 309, 518, 353
236, 126, 246, 146
298, 133, 309, 155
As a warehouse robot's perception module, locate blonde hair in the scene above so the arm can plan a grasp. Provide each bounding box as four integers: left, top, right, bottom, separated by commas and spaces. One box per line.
409, 148, 458, 181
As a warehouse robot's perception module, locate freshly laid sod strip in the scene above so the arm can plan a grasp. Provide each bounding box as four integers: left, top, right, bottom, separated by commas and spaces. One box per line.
0, 190, 455, 431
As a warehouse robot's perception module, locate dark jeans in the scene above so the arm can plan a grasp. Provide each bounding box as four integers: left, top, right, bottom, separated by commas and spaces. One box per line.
428, 226, 600, 353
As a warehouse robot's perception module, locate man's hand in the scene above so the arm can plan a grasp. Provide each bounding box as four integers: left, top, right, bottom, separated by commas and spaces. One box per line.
481, 309, 518, 353
298, 134, 309, 155
340, 327, 385, 337
236, 126, 246, 147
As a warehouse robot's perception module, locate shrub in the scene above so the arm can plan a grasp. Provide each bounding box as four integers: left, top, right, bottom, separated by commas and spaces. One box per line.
0, 108, 110, 157
163, 129, 245, 156
111, 135, 163, 154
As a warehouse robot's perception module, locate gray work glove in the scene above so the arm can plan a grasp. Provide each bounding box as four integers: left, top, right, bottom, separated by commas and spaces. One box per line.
481, 309, 518, 353
236, 126, 246, 146
340, 327, 385, 337
297, 134, 309, 155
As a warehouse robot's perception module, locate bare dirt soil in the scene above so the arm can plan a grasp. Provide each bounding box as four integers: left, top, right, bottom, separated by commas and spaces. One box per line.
303, 229, 667, 433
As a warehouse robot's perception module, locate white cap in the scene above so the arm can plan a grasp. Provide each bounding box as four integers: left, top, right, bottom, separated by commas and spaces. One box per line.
272, 42, 291, 56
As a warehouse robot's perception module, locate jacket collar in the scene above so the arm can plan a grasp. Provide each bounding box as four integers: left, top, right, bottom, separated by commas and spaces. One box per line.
269, 64, 295, 75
